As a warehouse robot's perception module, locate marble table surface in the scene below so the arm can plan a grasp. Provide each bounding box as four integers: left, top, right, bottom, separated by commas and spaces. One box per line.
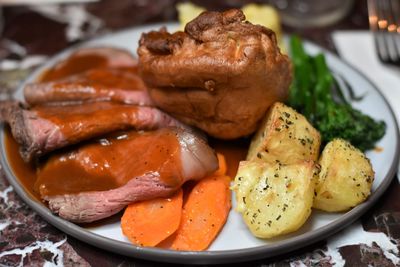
1, 0, 400, 266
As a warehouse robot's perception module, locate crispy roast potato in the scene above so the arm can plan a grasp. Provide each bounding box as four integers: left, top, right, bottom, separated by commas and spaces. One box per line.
232, 160, 315, 238
247, 102, 321, 164
313, 139, 374, 212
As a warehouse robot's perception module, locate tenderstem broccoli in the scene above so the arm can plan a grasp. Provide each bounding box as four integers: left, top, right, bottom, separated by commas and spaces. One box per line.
288, 36, 385, 151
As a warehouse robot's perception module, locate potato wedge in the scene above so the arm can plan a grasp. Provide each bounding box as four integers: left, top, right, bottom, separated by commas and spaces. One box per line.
313, 139, 374, 212
232, 160, 315, 238
247, 102, 321, 164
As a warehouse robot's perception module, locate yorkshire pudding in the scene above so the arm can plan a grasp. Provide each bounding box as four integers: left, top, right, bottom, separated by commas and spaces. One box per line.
138, 9, 292, 139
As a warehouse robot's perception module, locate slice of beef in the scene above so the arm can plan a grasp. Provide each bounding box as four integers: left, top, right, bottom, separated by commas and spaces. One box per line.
37, 128, 218, 223
39, 47, 138, 82
25, 67, 153, 106
0, 101, 187, 162
138, 9, 292, 139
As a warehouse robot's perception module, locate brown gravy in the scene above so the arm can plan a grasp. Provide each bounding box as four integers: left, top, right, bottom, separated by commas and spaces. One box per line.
34, 102, 140, 140
35, 129, 182, 197
4, 49, 248, 202
55, 67, 146, 91
210, 138, 249, 178
40, 54, 110, 82
4, 128, 248, 200
4, 128, 40, 200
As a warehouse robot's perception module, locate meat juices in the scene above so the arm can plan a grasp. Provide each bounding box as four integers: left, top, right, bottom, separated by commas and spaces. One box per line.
37, 128, 218, 223
0, 101, 187, 162
138, 9, 292, 139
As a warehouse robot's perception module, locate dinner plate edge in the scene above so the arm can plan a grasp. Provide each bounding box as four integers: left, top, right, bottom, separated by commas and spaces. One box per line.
0, 25, 399, 264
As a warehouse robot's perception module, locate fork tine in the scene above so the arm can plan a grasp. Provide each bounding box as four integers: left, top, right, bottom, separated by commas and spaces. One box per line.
388, 0, 400, 59
369, 0, 389, 62
372, 0, 390, 62
368, 0, 400, 66
377, 0, 395, 61
382, 0, 400, 62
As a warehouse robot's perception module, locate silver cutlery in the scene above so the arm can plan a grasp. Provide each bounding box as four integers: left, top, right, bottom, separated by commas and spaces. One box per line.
368, 0, 400, 67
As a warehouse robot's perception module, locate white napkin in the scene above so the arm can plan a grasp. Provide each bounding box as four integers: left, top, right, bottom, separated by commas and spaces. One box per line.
333, 31, 400, 175
321, 32, 400, 266
332, 31, 400, 126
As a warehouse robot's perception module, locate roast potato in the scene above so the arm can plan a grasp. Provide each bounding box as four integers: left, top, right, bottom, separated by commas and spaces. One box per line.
313, 139, 374, 212
232, 160, 315, 238
247, 102, 321, 164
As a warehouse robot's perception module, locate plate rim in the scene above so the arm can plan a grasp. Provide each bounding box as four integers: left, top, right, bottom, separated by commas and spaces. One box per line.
1, 24, 399, 264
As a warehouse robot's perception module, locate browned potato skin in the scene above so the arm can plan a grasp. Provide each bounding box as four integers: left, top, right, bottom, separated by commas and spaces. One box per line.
247, 102, 321, 164
232, 102, 321, 238
232, 160, 315, 238
313, 139, 374, 212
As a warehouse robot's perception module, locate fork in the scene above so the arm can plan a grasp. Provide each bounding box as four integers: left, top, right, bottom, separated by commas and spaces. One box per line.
367, 0, 400, 67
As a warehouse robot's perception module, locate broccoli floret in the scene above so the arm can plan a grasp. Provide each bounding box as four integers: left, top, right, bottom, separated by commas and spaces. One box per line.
316, 103, 386, 151
288, 36, 386, 151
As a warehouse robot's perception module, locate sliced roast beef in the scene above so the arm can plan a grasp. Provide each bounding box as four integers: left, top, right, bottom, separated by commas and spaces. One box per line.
36, 128, 218, 223
0, 101, 187, 162
39, 47, 138, 82
25, 67, 153, 106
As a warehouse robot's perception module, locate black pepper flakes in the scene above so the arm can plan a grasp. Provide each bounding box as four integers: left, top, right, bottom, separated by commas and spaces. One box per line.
283, 204, 288, 212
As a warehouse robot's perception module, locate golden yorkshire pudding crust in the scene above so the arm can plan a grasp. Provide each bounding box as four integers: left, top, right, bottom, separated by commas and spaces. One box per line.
138, 9, 292, 139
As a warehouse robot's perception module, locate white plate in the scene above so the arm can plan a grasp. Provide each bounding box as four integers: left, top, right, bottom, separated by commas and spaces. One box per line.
1, 23, 399, 264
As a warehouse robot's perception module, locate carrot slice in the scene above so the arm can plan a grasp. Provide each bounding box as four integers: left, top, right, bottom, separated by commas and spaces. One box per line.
170, 175, 231, 251
213, 153, 227, 176
121, 189, 183, 247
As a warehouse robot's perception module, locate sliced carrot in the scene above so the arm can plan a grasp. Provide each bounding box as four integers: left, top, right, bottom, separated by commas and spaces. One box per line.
121, 189, 183, 247
170, 175, 231, 251
213, 153, 227, 176
156, 231, 177, 249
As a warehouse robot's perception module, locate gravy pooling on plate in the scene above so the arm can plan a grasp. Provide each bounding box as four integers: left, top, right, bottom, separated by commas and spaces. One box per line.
4, 128, 39, 200
4, 127, 248, 203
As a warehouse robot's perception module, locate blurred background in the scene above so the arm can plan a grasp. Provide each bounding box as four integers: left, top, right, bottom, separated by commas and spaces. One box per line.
0, 0, 368, 99
0, 0, 367, 57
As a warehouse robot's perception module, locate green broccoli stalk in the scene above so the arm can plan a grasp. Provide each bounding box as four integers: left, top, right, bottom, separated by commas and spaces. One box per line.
288, 36, 386, 151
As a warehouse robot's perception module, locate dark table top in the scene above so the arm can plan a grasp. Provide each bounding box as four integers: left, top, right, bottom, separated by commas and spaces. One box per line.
1, 1, 400, 266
